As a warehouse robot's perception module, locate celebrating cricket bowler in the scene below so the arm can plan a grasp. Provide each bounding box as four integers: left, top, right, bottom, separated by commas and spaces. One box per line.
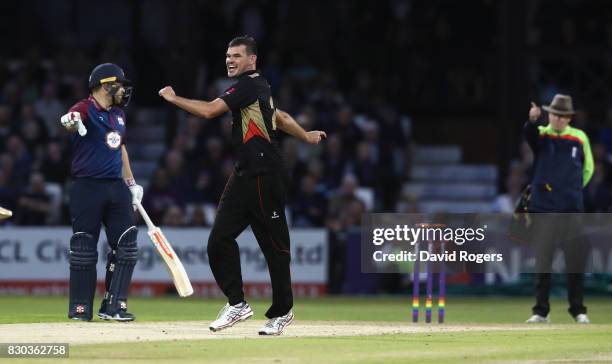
159, 36, 326, 335
60, 63, 143, 322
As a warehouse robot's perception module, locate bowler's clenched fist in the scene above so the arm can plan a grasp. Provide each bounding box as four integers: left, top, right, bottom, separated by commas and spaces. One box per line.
305, 130, 327, 144
159, 86, 176, 102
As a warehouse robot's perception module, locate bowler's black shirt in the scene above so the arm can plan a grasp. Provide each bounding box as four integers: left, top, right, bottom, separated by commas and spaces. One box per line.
220, 70, 284, 176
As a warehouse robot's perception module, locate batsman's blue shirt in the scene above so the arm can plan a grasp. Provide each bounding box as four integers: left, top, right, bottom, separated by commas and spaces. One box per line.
69, 96, 126, 178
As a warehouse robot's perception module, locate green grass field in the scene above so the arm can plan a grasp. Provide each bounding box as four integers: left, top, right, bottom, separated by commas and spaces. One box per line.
1, 295, 611, 363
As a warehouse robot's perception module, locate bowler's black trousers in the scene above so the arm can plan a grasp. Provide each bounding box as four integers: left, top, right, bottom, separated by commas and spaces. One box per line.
207, 171, 292, 318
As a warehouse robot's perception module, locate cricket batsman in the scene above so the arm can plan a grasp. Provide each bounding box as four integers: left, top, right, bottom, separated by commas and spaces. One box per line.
60, 63, 143, 321
159, 36, 326, 335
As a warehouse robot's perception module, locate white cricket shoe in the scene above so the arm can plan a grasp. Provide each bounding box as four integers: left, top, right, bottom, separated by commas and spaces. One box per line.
525, 314, 550, 323
209, 302, 253, 332
575, 314, 590, 324
258, 310, 294, 336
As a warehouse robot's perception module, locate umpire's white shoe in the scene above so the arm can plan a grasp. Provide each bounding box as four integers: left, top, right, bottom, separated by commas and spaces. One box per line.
575, 314, 590, 324
258, 310, 294, 336
525, 314, 550, 323
209, 302, 253, 332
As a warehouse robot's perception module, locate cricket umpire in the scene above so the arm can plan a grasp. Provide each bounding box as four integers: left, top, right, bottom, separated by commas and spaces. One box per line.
159, 36, 326, 335
60, 63, 143, 321
524, 94, 593, 324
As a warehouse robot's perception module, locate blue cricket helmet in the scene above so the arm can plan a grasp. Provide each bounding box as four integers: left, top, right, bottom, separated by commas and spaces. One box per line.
88, 63, 133, 107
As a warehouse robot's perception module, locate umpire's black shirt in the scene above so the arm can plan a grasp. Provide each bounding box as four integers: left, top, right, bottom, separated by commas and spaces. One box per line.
220, 70, 284, 176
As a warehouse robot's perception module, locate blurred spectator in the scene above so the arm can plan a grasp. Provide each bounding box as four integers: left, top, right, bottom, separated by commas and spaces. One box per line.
332, 105, 362, 156
396, 193, 420, 213
0, 154, 14, 184
517, 140, 534, 175
142, 168, 182, 224
572, 110, 590, 134
584, 161, 612, 213
377, 106, 410, 210
325, 174, 367, 295
16, 104, 49, 167
493, 167, 526, 213
340, 199, 366, 228
171, 132, 192, 156
189, 205, 210, 226
163, 149, 192, 201
327, 174, 364, 224
591, 141, 605, 159
304, 158, 326, 192
15, 172, 51, 225
0, 105, 12, 150
34, 82, 65, 137
196, 138, 228, 200
190, 170, 222, 204
39, 141, 71, 185
5, 135, 33, 189
597, 108, 612, 156
161, 205, 185, 226
282, 138, 308, 196
361, 121, 380, 160
321, 134, 348, 189
584, 143, 612, 211
179, 116, 204, 163
350, 141, 379, 189
291, 175, 327, 227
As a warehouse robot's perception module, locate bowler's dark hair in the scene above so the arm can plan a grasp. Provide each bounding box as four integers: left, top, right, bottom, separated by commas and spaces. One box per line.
228, 36, 258, 56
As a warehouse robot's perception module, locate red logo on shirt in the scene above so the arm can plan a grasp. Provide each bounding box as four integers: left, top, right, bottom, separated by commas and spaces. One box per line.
243, 120, 270, 143
225, 87, 236, 95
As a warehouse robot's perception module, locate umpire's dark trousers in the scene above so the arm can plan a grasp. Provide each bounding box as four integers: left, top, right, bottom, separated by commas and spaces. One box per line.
531, 214, 589, 317
207, 171, 292, 318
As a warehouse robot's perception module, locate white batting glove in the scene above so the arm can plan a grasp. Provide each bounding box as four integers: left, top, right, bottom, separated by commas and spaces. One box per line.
126, 178, 144, 211
60, 111, 87, 135
61, 111, 80, 131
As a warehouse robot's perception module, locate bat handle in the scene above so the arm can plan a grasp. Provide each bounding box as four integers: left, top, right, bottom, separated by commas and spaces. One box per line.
135, 201, 156, 230
77, 119, 88, 136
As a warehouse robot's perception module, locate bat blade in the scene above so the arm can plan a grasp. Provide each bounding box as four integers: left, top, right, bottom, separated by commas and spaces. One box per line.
148, 227, 194, 297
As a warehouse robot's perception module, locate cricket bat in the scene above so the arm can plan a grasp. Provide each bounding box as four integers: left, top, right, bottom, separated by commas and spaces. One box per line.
0, 206, 12, 220
135, 201, 194, 297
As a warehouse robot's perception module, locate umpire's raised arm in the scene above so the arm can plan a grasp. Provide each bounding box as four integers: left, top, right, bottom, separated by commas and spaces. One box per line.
523, 101, 542, 151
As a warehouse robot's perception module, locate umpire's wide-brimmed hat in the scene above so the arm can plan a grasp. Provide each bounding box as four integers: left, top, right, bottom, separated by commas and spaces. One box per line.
542, 94, 575, 116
